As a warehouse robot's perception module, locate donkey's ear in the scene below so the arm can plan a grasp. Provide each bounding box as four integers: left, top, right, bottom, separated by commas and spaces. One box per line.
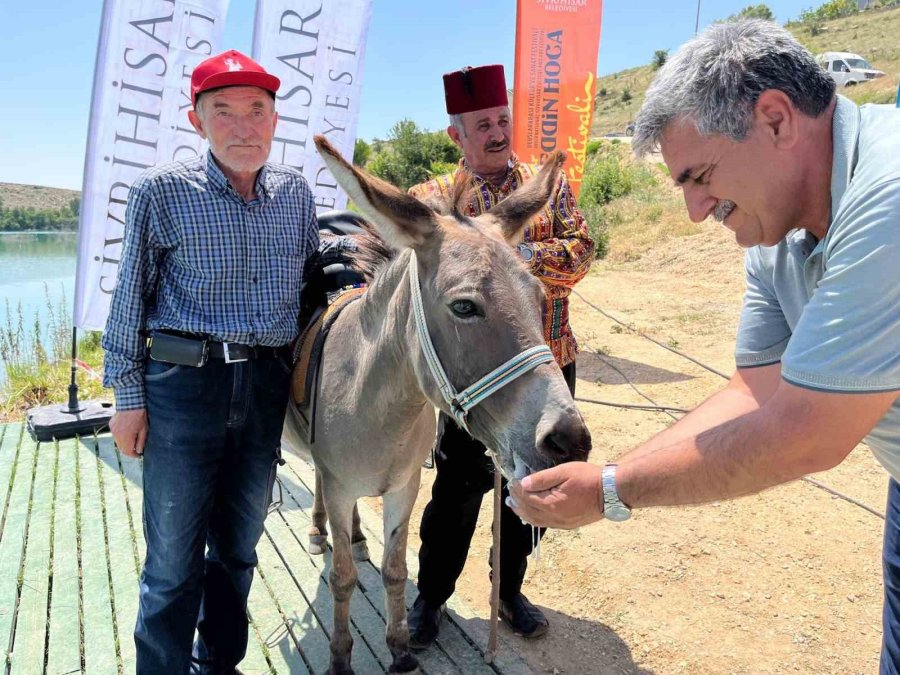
477, 151, 566, 244
315, 136, 437, 249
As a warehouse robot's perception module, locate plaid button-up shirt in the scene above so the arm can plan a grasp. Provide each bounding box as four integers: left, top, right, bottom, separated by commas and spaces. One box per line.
102, 151, 319, 410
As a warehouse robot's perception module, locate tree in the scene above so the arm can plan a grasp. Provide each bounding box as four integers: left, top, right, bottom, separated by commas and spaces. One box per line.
367, 120, 461, 190
728, 3, 774, 20
652, 50, 668, 70
353, 138, 371, 167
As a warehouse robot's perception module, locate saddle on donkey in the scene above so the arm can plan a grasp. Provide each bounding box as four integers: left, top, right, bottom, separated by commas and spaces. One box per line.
292, 210, 369, 443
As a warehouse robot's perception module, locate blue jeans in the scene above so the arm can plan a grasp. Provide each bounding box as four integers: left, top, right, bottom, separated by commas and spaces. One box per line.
134, 349, 293, 675
883, 479, 900, 674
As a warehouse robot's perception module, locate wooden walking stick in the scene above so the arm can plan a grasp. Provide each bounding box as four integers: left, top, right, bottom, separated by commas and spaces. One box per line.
485, 464, 502, 663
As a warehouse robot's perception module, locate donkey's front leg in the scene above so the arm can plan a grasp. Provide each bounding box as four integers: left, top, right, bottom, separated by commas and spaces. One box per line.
309, 467, 329, 555
382, 472, 422, 673
323, 487, 358, 675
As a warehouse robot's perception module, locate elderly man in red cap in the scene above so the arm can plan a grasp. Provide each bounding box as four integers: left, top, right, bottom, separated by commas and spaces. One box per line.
406, 64, 595, 646
102, 50, 318, 674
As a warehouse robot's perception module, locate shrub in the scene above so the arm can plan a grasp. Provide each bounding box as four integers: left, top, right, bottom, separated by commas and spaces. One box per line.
578, 145, 656, 209
652, 50, 668, 70
728, 4, 774, 20
621, 88, 632, 103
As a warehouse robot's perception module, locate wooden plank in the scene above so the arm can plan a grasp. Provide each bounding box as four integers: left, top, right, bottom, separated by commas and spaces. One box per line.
0, 424, 24, 542
0, 426, 36, 668
255, 533, 327, 674
77, 436, 119, 674
247, 559, 310, 675
46, 437, 82, 675
276, 460, 463, 675
8, 435, 54, 672
98, 437, 140, 672
115, 449, 146, 566
239, 613, 274, 675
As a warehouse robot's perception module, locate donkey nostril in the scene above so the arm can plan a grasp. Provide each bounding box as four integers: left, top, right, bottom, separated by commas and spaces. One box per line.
539, 432, 569, 458
537, 417, 592, 462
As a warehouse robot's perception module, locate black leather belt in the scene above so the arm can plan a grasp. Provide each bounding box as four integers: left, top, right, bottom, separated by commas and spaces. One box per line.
207, 341, 283, 362
149, 331, 285, 365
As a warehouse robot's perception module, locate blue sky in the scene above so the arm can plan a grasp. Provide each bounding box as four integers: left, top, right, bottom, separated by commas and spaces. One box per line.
2, 1, 814, 190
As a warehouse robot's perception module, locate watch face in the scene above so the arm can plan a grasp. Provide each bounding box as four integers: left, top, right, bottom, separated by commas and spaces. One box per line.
605, 503, 631, 522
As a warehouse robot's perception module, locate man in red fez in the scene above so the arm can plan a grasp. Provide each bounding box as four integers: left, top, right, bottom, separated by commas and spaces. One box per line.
103, 49, 320, 674
406, 64, 595, 647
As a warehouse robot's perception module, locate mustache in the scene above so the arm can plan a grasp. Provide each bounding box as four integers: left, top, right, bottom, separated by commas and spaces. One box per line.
484, 139, 509, 151
713, 200, 736, 222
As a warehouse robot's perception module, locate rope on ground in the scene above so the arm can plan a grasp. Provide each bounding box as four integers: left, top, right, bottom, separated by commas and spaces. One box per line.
573, 295, 886, 521
573, 289, 730, 380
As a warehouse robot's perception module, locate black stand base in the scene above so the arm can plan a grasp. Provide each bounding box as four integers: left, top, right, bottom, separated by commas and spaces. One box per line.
26, 399, 115, 442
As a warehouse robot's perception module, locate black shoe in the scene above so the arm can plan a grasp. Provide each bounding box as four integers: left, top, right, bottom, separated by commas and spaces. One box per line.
408, 594, 443, 650
499, 593, 549, 639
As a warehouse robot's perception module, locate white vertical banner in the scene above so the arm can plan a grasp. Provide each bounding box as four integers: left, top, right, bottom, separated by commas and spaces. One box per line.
252, 0, 372, 213
74, 0, 230, 331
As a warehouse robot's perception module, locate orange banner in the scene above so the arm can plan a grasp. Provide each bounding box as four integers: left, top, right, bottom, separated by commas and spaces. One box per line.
512, 0, 603, 197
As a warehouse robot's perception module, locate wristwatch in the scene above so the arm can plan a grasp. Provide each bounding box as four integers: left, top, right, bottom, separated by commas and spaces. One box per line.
517, 243, 534, 262
601, 464, 631, 522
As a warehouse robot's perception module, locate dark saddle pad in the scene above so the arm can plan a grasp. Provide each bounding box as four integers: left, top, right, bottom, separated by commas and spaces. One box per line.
292, 210, 369, 443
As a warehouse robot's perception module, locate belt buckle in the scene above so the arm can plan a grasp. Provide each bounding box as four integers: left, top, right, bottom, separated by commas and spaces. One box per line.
222, 342, 248, 364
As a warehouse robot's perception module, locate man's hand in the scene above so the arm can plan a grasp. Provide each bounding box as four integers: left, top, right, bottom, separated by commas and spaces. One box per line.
110, 409, 148, 458
508, 462, 604, 529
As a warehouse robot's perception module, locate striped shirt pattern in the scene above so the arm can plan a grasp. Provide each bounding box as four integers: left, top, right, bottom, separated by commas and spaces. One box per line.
102, 152, 319, 410
408, 156, 594, 367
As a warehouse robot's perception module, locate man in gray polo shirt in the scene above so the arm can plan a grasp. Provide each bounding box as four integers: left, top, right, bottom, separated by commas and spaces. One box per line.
508, 19, 900, 671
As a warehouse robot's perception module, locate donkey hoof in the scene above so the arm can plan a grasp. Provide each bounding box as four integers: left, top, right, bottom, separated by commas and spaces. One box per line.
388, 653, 419, 674
352, 539, 370, 562
309, 533, 328, 555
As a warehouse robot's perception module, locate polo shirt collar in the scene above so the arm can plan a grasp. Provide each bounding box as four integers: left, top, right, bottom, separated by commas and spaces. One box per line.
830, 94, 862, 222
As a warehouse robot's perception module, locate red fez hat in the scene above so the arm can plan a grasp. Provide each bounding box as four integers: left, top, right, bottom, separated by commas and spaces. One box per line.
191, 50, 281, 106
443, 64, 508, 115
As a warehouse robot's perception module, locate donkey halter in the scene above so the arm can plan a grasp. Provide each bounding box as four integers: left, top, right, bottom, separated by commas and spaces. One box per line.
408, 250, 555, 434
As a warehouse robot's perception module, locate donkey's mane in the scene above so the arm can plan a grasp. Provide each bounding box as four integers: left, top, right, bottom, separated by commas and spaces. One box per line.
347, 221, 395, 283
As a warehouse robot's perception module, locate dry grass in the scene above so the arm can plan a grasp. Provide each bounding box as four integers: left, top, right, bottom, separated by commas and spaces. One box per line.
0, 183, 80, 212
591, 5, 900, 138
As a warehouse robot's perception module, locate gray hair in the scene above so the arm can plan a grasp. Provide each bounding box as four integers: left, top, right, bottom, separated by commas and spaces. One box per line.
449, 113, 467, 137
632, 19, 835, 158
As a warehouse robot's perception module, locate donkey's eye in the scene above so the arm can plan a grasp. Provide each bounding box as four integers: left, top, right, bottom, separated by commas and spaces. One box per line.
449, 300, 479, 318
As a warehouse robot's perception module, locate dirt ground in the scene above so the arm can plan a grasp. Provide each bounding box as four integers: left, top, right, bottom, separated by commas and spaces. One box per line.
381, 223, 889, 674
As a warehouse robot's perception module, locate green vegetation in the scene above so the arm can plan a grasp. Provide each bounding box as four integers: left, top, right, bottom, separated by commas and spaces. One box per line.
577, 142, 660, 260
0, 289, 106, 422
591, 3, 900, 137
652, 50, 668, 70
364, 120, 461, 190
727, 4, 774, 21
0, 196, 80, 232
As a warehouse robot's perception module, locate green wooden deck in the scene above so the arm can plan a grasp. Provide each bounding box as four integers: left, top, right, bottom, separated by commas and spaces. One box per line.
0, 422, 532, 675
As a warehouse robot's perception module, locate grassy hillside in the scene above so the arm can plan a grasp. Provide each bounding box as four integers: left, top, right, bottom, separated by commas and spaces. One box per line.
591, 4, 900, 137
0, 182, 79, 212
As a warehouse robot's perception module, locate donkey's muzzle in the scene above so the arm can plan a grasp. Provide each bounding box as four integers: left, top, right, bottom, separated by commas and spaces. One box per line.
536, 408, 591, 463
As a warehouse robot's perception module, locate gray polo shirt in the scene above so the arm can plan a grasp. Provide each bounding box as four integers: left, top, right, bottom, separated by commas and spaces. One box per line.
735, 95, 900, 479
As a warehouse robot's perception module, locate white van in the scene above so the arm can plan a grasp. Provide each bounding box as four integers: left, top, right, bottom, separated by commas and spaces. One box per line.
817, 52, 885, 87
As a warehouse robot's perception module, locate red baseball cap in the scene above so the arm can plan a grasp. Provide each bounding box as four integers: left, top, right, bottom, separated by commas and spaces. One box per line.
443, 64, 508, 115
190, 49, 281, 106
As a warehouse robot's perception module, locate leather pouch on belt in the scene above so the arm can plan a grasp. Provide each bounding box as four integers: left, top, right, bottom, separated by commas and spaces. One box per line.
148, 332, 208, 367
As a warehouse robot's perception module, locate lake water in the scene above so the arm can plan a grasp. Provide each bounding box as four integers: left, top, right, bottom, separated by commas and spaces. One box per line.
0, 232, 77, 382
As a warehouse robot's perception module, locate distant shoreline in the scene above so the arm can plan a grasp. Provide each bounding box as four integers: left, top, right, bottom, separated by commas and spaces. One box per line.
0, 230, 77, 235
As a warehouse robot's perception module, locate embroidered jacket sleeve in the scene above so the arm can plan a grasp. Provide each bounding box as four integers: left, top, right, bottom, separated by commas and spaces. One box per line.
520, 174, 594, 287
101, 176, 162, 411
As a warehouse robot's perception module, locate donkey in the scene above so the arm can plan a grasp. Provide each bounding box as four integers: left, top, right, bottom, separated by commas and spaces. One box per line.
282, 136, 591, 675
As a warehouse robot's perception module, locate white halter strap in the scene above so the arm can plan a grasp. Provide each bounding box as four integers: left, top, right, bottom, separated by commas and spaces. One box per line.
408, 250, 555, 433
